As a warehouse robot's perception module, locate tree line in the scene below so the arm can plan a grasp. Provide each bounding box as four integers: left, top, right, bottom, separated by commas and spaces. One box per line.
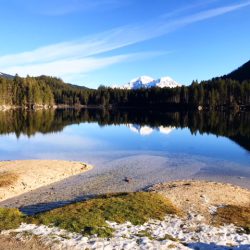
0, 75, 249, 110
94, 78, 250, 110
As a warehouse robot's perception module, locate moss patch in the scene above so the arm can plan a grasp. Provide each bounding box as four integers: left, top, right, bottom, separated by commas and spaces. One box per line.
30, 192, 178, 237
0, 172, 18, 187
0, 207, 24, 231
214, 205, 250, 233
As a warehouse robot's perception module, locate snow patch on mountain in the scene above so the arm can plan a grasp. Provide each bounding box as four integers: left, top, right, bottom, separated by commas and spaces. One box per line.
113, 75, 180, 90
158, 126, 175, 135
129, 124, 154, 136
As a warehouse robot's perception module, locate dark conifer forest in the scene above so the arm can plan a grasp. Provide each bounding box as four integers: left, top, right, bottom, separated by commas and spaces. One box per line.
0, 60, 250, 110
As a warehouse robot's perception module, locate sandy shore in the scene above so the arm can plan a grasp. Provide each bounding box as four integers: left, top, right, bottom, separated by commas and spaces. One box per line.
0, 160, 92, 202
149, 180, 250, 222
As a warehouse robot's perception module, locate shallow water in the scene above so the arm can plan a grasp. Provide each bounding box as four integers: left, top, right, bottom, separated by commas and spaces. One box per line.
0, 109, 249, 213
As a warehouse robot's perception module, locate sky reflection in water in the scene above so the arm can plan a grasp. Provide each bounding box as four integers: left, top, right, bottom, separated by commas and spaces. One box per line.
0, 110, 249, 189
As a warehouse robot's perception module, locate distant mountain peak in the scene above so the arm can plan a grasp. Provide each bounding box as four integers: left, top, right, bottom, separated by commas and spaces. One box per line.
130, 75, 154, 84
113, 75, 180, 90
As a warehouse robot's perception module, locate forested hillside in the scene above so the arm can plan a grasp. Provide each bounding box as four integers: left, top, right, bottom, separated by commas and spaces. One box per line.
224, 60, 250, 82
0, 75, 54, 108
0, 60, 250, 110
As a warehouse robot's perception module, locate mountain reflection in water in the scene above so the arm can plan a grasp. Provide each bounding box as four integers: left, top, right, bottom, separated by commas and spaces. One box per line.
128, 124, 175, 136
0, 108, 249, 152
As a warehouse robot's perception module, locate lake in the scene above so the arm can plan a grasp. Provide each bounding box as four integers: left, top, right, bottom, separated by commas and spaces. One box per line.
0, 109, 249, 213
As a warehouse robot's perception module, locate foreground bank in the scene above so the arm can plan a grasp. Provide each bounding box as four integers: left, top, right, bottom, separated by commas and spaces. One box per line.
0, 180, 249, 250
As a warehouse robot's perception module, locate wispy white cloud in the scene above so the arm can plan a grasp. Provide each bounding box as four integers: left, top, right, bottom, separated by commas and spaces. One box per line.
0, 1, 249, 84
149, 0, 250, 40
0, 28, 155, 68
4, 55, 129, 77
178, 1, 250, 25
2, 51, 164, 82
162, 0, 220, 19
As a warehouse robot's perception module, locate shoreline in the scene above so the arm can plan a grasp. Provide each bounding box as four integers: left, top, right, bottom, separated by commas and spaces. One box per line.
0, 153, 249, 216
1, 105, 249, 112
0, 160, 93, 202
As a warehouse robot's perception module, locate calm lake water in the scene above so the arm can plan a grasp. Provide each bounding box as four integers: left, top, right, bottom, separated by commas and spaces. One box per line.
0, 109, 249, 213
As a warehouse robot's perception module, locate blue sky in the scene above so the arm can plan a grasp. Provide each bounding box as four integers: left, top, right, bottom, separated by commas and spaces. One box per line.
0, 0, 250, 88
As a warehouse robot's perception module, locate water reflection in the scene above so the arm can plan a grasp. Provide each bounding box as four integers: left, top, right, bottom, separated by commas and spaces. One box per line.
0, 109, 249, 211
128, 124, 175, 136
0, 109, 249, 152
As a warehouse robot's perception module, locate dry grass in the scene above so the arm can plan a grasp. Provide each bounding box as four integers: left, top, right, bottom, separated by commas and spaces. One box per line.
0, 172, 18, 188
214, 205, 250, 233
0, 234, 48, 250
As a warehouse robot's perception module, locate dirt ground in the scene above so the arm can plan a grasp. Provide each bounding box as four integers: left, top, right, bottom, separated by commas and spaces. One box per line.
149, 180, 250, 222
0, 235, 50, 250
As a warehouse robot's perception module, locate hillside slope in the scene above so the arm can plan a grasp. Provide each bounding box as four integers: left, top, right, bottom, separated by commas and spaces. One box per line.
223, 60, 250, 82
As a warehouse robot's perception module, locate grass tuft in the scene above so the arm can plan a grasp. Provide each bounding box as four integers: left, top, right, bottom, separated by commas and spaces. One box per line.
159, 234, 179, 242
214, 205, 250, 233
30, 192, 179, 237
0, 207, 25, 231
0, 172, 18, 187
136, 230, 154, 240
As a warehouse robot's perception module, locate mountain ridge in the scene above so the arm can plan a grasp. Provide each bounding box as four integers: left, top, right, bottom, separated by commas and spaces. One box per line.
113, 75, 181, 89
222, 60, 250, 82
0, 72, 14, 79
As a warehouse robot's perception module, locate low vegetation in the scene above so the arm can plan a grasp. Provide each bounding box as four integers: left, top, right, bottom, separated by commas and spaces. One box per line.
0, 208, 24, 231
0, 192, 249, 239
214, 205, 250, 233
30, 192, 179, 237
0, 172, 18, 187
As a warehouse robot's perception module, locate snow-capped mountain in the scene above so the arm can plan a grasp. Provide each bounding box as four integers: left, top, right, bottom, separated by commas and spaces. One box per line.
113, 75, 180, 90
123, 76, 155, 90
150, 77, 180, 88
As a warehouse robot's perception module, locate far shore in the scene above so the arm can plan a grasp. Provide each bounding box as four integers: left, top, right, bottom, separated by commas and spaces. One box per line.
0, 160, 93, 202
1, 104, 249, 112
